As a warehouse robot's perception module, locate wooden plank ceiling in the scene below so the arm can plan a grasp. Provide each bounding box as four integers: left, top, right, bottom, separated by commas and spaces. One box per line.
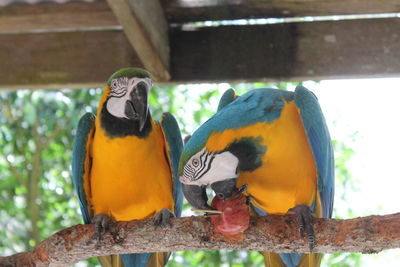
0, 0, 400, 89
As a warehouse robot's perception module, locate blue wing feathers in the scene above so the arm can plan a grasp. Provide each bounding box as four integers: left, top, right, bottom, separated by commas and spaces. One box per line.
72, 112, 95, 224
210, 88, 294, 131
294, 86, 335, 219
161, 112, 184, 217
185, 89, 295, 159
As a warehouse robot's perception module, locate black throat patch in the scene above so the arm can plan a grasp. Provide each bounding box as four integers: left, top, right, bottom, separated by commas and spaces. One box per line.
225, 136, 267, 172
100, 100, 152, 139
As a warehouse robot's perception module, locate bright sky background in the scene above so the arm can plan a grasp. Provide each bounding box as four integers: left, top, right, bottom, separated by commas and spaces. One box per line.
304, 79, 400, 266
305, 79, 400, 216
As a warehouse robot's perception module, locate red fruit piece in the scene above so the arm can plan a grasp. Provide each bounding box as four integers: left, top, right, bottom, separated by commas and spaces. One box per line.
210, 193, 250, 236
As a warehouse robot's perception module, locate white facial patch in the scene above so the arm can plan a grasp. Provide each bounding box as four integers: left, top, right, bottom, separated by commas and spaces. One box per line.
106, 97, 128, 118
106, 77, 151, 119
180, 148, 239, 186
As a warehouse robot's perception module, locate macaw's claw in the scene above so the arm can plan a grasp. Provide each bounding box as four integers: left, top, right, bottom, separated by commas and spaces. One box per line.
232, 184, 248, 199
288, 205, 315, 251
154, 208, 174, 228
92, 213, 121, 247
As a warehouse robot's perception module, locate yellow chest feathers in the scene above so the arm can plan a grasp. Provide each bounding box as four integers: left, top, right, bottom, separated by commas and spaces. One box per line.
89, 121, 173, 221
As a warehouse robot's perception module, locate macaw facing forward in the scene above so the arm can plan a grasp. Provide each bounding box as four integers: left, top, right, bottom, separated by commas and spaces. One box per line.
179, 86, 334, 267
72, 68, 183, 267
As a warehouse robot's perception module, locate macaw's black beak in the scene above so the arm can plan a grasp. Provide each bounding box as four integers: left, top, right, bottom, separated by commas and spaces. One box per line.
125, 81, 149, 131
211, 178, 246, 200
182, 184, 212, 210
211, 178, 237, 200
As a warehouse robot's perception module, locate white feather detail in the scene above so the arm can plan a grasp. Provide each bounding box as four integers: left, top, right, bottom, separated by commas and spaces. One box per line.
180, 149, 239, 186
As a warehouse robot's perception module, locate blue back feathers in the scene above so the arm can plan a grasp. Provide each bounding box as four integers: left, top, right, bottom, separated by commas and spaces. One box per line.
181, 89, 294, 172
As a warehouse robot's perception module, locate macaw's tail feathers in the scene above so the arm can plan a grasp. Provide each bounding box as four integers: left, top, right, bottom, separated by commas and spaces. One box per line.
263, 253, 286, 267
98, 252, 170, 267
263, 252, 322, 267
297, 253, 322, 267
146, 252, 171, 267
98, 255, 124, 267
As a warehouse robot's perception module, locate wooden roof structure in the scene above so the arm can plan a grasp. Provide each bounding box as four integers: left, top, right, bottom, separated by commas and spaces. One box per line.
1, 0, 400, 89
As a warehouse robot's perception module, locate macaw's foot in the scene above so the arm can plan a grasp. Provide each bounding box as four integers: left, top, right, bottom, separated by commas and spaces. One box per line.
92, 213, 122, 247
154, 208, 175, 228
288, 205, 315, 251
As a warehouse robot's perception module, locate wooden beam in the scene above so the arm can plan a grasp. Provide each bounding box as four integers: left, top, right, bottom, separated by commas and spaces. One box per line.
1, 18, 400, 88
0, 30, 142, 89
170, 18, 400, 82
1, 0, 399, 32
106, 0, 170, 81
0, 2, 119, 33
161, 0, 400, 23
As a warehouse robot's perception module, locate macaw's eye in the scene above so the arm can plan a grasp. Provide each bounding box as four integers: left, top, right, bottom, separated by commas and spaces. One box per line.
192, 158, 200, 167
110, 78, 128, 97
111, 79, 118, 88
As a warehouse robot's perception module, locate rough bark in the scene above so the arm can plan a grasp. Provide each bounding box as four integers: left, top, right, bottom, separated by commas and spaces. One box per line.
1, 213, 399, 267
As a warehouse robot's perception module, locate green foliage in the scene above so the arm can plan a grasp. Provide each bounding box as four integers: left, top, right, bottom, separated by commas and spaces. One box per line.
0, 82, 364, 266
0, 89, 101, 266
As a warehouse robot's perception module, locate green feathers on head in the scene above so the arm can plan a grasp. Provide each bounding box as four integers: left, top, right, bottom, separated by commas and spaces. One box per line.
107, 67, 151, 85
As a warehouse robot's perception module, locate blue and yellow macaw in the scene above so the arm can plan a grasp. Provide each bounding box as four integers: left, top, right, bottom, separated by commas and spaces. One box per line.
179, 86, 334, 267
72, 67, 183, 267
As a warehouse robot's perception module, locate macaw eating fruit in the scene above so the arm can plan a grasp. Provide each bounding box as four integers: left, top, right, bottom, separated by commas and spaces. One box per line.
179, 86, 334, 267
210, 191, 250, 238
72, 67, 183, 267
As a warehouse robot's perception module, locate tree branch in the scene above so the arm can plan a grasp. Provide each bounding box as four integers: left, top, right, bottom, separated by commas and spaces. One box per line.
2, 153, 27, 188
31, 117, 43, 150
1, 213, 399, 267
42, 125, 63, 148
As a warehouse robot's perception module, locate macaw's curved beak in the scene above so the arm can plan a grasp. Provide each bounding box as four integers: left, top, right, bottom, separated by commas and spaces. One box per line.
125, 81, 149, 131
211, 178, 238, 200
182, 184, 212, 210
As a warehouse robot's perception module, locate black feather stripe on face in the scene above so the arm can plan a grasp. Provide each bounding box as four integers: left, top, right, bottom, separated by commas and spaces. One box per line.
183, 165, 195, 178
194, 152, 215, 181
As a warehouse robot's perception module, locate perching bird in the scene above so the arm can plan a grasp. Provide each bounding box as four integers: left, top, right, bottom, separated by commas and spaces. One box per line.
179, 86, 334, 267
72, 67, 183, 267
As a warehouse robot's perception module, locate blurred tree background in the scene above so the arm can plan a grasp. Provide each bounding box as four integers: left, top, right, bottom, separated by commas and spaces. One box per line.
0, 82, 364, 266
